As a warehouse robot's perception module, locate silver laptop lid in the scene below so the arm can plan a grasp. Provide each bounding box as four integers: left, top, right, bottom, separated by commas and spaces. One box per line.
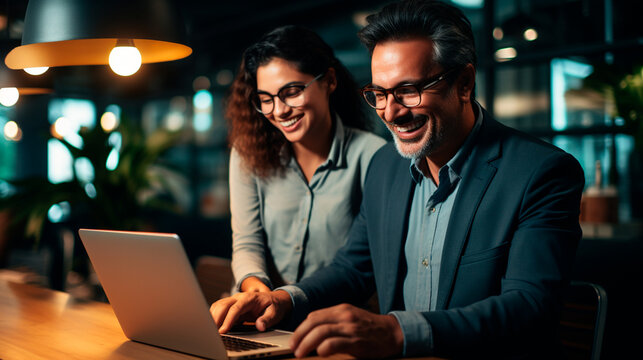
79, 229, 228, 359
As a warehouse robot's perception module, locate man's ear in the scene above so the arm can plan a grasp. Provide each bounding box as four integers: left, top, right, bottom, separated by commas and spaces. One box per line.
326, 67, 337, 94
457, 64, 475, 102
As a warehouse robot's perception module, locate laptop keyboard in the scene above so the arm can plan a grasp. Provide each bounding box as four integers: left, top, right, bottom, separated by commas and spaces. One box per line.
221, 334, 278, 352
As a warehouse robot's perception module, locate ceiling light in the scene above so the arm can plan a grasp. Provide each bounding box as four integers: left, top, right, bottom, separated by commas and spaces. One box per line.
100, 112, 119, 132
24, 67, 49, 75
523, 28, 539, 41
3, 121, 20, 140
108, 39, 142, 76
4, 0, 192, 76
495, 47, 517, 62
0, 87, 20, 107
492, 27, 504, 41
450, 0, 484, 9
0, 54, 54, 105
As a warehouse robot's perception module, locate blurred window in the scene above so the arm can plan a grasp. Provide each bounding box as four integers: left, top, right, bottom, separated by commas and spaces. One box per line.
0, 115, 17, 180
47, 99, 96, 184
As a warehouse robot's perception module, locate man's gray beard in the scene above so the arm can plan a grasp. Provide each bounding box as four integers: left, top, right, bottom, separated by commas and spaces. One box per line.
388, 117, 445, 160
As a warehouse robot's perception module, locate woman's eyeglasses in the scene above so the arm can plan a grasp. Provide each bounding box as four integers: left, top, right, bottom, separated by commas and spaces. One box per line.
252, 73, 325, 115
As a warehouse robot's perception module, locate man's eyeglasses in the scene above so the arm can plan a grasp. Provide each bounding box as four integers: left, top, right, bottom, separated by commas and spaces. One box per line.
252, 73, 325, 115
361, 69, 455, 110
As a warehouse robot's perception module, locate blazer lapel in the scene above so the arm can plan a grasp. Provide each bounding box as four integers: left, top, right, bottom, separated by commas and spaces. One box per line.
380, 159, 414, 312
436, 115, 502, 310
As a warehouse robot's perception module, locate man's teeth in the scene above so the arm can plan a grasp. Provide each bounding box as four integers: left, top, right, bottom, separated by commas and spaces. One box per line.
395, 119, 425, 133
280, 117, 299, 127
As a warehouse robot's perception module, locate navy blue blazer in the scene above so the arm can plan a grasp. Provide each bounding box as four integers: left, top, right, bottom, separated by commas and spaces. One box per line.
295, 110, 585, 358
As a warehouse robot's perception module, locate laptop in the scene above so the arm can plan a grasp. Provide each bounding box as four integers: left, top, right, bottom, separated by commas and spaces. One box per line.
78, 228, 293, 360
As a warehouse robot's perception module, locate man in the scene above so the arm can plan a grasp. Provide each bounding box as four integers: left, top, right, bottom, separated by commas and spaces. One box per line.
211, 0, 584, 358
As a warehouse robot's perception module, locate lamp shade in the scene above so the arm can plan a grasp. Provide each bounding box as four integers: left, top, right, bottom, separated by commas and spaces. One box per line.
0, 74, 53, 95
0, 46, 53, 97
4, 0, 192, 70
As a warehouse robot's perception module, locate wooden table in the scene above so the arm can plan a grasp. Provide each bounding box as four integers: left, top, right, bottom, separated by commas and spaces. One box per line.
0, 279, 355, 360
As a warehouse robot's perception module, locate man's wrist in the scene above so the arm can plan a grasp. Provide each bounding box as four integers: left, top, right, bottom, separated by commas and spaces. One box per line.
386, 314, 405, 356
272, 289, 294, 316
273, 285, 310, 329
389, 311, 434, 357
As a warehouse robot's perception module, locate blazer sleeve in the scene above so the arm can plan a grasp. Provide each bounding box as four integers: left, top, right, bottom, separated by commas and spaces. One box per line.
294, 148, 382, 312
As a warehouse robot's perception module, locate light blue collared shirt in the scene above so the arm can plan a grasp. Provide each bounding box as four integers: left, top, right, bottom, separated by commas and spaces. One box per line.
390, 102, 484, 356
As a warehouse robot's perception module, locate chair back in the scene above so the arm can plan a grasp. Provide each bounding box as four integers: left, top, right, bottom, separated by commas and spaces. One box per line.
194, 255, 234, 304
558, 281, 608, 360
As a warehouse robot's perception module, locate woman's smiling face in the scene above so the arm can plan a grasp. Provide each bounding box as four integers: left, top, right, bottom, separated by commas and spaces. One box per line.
255, 58, 334, 145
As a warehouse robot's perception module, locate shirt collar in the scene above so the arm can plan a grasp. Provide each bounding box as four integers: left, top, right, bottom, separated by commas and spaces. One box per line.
325, 115, 346, 168
409, 101, 484, 184
286, 115, 346, 169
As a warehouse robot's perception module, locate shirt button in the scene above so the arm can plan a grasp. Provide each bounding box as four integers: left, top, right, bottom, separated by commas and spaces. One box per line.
421, 258, 429, 267
295, 245, 301, 251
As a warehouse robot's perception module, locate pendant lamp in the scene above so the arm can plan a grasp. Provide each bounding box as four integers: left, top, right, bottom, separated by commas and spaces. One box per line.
0, 48, 53, 107
4, 0, 192, 76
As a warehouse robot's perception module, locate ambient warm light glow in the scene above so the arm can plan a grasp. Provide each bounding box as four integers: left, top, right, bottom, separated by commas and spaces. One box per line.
0, 87, 19, 107
100, 111, 118, 132
109, 40, 142, 76
495, 47, 517, 62
4, 120, 20, 140
492, 27, 504, 40
53, 116, 72, 139
523, 28, 538, 41
24, 66, 49, 75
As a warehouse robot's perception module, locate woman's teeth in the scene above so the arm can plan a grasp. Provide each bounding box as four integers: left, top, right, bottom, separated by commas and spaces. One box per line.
280, 117, 300, 127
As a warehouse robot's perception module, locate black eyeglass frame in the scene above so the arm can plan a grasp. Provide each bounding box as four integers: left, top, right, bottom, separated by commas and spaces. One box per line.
361, 68, 457, 110
252, 73, 325, 115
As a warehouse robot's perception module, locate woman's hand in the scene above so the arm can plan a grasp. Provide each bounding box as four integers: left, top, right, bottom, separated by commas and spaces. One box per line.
209, 290, 293, 333
240, 276, 271, 292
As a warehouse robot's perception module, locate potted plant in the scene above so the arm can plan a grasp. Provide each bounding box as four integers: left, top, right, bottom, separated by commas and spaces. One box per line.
0, 117, 184, 290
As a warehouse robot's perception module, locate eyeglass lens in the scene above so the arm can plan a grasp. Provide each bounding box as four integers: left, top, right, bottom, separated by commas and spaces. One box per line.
256, 86, 306, 114
363, 85, 421, 109
254, 73, 324, 115
362, 69, 453, 110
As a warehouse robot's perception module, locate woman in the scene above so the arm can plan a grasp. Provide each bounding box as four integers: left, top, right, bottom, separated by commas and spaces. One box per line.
225, 25, 385, 293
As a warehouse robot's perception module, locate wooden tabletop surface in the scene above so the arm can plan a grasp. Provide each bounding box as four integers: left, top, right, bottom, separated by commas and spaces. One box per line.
0, 278, 365, 359
0, 277, 447, 360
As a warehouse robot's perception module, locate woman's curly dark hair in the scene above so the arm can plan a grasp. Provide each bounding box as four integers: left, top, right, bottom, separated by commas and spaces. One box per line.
225, 25, 368, 178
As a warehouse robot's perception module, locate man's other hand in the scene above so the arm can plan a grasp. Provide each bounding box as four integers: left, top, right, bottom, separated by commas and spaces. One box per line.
209, 290, 292, 333
290, 303, 404, 358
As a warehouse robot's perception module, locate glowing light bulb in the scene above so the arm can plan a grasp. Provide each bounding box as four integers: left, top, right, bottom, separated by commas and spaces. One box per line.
492, 27, 504, 40
53, 116, 71, 138
24, 67, 49, 75
523, 28, 538, 41
0, 87, 19, 107
100, 111, 119, 132
495, 47, 517, 62
4, 121, 19, 139
108, 39, 142, 76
